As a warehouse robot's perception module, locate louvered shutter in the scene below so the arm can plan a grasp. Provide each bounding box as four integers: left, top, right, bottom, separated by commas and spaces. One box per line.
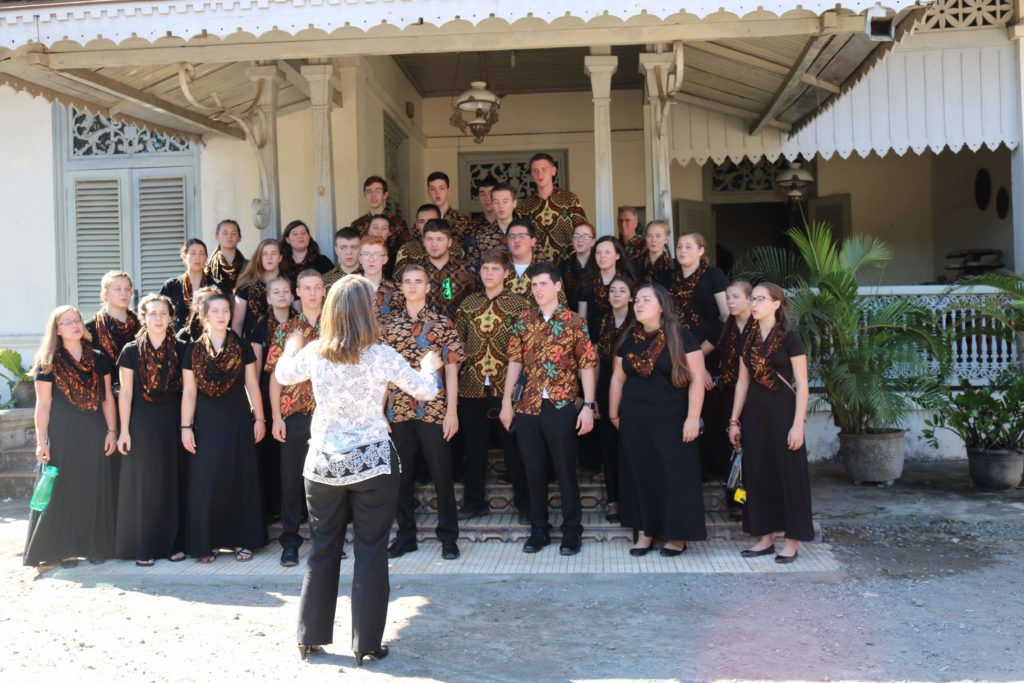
136, 174, 188, 296
69, 175, 125, 315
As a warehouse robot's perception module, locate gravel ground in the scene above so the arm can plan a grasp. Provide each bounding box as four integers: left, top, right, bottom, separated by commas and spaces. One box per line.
1, 462, 1022, 683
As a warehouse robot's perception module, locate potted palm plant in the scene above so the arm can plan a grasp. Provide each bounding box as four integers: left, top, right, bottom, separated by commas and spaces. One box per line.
738, 222, 950, 485
923, 367, 1024, 490
0, 348, 34, 409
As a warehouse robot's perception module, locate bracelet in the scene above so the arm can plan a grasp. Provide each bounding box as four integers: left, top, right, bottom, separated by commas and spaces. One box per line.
254, 417, 266, 423
728, 419, 741, 427
180, 424, 194, 430
609, 416, 620, 421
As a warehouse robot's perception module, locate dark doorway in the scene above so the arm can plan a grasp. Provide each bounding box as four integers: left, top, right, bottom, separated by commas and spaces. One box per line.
713, 201, 794, 277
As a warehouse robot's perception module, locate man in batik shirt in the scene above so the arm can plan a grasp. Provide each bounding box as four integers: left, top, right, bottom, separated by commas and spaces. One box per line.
617, 206, 646, 260
269, 269, 324, 567
476, 175, 499, 227
454, 249, 530, 522
465, 181, 513, 270
382, 263, 464, 561
358, 235, 404, 322
517, 153, 588, 262
427, 171, 476, 245
395, 204, 466, 269
503, 219, 568, 307
321, 226, 363, 289
500, 262, 597, 556
422, 219, 478, 321
350, 175, 412, 249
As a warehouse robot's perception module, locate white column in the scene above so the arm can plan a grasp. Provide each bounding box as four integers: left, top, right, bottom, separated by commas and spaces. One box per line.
302, 63, 338, 250
1012, 39, 1024, 273
639, 52, 676, 232
246, 65, 282, 238
585, 54, 618, 238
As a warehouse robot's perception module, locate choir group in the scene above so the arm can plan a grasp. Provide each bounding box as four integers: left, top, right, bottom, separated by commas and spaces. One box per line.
23, 153, 814, 569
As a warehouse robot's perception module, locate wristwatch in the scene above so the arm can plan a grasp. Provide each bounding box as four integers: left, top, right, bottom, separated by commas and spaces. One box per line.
582, 402, 596, 409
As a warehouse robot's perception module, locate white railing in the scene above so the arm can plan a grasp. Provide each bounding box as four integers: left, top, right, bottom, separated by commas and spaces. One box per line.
857, 285, 1017, 385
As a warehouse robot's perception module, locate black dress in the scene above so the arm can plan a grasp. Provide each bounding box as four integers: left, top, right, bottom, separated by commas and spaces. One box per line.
285, 253, 334, 281
617, 326, 706, 540
114, 340, 186, 561
23, 350, 115, 565
160, 275, 219, 335
740, 329, 815, 541
182, 338, 268, 555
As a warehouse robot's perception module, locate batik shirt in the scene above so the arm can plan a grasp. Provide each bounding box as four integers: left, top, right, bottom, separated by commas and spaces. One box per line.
381, 307, 464, 424
507, 305, 598, 415
505, 264, 569, 308
394, 239, 465, 270
558, 254, 596, 312
425, 257, 479, 321
373, 279, 404, 322
278, 313, 320, 417
518, 188, 588, 262
464, 221, 508, 271
621, 234, 646, 261
443, 207, 476, 243
322, 264, 364, 290
352, 210, 412, 250
455, 290, 530, 398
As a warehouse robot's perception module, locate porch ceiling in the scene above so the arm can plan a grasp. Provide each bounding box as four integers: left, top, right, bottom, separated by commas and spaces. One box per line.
0, 2, 923, 140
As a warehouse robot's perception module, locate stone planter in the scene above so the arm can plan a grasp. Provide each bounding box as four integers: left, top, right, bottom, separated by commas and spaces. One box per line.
966, 448, 1024, 491
11, 381, 34, 408
839, 430, 905, 486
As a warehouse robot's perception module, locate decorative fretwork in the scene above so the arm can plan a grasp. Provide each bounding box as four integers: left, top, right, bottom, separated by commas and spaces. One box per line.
710, 157, 789, 194
467, 160, 538, 201
70, 108, 191, 157
856, 287, 1017, 386
919, 0, 1013, 32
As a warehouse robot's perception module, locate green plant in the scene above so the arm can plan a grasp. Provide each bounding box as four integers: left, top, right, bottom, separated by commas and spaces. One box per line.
743, 221, 951, 434
923, 367, 1024, 450
0, 348, 31, 409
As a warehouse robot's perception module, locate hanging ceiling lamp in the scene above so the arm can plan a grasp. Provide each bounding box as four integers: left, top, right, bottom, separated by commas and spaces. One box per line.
449, 53, 501, 143
774, 160, 815, 202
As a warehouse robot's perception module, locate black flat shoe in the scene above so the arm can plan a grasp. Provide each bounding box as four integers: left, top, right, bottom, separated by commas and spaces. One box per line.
659, 544, 687, 557
298, 644, 322, 661
740, 547, 775, 558
355, 644, 389, 667
629, 544, 653, 557
60, 558, 79, 568
87, 557, 105, 565
775, 551, 798, 564
387, 540, 417, 559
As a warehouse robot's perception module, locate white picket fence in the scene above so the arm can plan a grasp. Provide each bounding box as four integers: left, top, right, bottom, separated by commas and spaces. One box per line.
856, 285, 1017, 385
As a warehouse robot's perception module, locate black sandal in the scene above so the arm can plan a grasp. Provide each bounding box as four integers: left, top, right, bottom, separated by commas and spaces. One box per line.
135, 559, 155, 567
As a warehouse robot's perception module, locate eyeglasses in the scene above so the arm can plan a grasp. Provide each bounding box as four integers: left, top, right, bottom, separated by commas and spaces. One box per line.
58, 319, 83, 328
360, 253, 386, 260
572, 234, 594, 240
507, 233, 531, 240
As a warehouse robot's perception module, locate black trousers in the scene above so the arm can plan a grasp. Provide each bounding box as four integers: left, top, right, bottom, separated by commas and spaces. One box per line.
596, 417, 619, 505
279, 413, 312, 550
459, 392, 528, 512
515, 400, 583, 536
391, 421, 459, 543
298, 466, 399, 652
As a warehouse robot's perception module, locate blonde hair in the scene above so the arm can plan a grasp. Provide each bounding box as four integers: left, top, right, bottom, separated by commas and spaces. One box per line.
236, 239, 282, 290
318, 275, 380, 364
646, 220, 671, 238
136, 294, 175, 340
99, 271, 133, 309
32, 305, 90, 376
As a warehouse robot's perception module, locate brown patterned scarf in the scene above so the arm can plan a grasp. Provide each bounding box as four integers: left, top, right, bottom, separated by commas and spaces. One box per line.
741, 324, 788, 390
182, 272, 210, 311
245, 278, 269, 320
597, 311, 630, 362
53, 347, 102, 411
717, 319, 747, 388
207, 249, 246, 291
191, 332, 243, 398
669, 258, 709, 328
138, 335, 182, 403
94, 310, 140, 364
624, 325, 667, 378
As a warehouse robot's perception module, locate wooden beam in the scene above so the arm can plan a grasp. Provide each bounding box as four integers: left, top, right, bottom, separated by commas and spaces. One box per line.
800, 73, 841, 94
58, 68, 245, 139
748, 34, 832, 135
686, 43, 790, 76
13, 15, 867, 70
276, 59, 343, 108
673, 92, 791, 131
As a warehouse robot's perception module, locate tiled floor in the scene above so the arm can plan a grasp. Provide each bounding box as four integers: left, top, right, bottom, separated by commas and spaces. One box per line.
47, 539, 840, 580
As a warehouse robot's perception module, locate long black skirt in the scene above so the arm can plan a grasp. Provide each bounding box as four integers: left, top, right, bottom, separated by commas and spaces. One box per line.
23, 398, 114, 565
619, 410, 706, 540
115, 395, 181, 560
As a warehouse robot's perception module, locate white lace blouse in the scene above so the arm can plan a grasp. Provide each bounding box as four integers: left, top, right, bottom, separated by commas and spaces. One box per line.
275, 343, 438, 485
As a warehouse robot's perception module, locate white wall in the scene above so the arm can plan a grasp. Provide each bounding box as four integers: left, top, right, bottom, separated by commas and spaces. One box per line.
931, 147, 1014, 276
0, 87, 57, 357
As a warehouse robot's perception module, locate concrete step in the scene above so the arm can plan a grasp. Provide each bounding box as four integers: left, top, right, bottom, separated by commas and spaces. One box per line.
0, 471, 36, 499
1, 445, 36, 472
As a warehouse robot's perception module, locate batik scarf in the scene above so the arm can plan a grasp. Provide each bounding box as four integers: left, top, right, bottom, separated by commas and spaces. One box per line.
94, 310, 140, 364
669, 258, 709, 328
53, 347, 102, 411
138, 335, 182, 403
741, 324, 788, 390
624, 325, 667, 378
181, 272, 210, 311
191, 332, 243, 398
717, 319, 748, 388
207, 249, 247, 292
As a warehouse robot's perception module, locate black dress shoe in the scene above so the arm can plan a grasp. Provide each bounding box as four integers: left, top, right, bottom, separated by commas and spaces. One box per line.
629, 543, 653, 557
457, 506, 489, 521
441, 540, 460, 560
523, 531, 550, 553
559, 533, 582, 556
355, 644, 389, 667
87, 557, 105, 565
740, 546, 775, 558
280, 547, 299, 567
775, 551, 799, 564
660, 544, 687, 557
387, 539, 418, 559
